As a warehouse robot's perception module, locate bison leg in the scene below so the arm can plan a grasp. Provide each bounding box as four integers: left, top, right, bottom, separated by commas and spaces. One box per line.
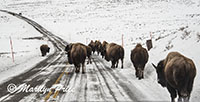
183, 97, 189, 102
134, 65, 139, 78
177, 92, 190, 102
75, 67, 79, 73
87, 58, 90, 64
178, 97, 182, 102
75, 64, 80, 73
86, 57, 92, 64
116, 60, 119, 68
121, 59, 123, 69
89, 57, 92, 64
138, 68, 144, 80
111, 61, 115, 68
82, 63, 85, 74
41, 51, 46, 56
135, 70, 138, 78
167, 84, 177, 102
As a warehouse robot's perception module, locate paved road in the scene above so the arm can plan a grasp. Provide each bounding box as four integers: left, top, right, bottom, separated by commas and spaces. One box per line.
0, 10, 138, 102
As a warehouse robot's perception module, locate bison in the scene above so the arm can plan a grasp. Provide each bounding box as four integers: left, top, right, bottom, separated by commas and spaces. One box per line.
152, 52, 196, 102
103, 43, 124, 68
131, 44, 149, 80
100, 41, 108, 58
40, 44, 50, 57
94, 40, 102, 55
88, 40, 95, 54
86, 46, 92, 64
65, 43, 87, 74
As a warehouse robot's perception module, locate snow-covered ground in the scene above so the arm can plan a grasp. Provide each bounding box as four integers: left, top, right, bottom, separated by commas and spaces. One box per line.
0, 12, 55, 83
0, 0, 200, 101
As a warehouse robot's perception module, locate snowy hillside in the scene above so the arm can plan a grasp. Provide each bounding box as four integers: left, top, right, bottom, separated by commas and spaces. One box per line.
0, 0, 200, 101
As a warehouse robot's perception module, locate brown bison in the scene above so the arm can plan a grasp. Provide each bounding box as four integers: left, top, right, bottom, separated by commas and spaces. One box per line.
65, 43, 87, 73
131, 44, 149, 80
100, 41, 108, 58
88, 40, 95, 54
103, 43, 124, 68
86, 46, 92, 64
40, 44, 50, 56
152, 52, 196, 102
94, 40, 102, 55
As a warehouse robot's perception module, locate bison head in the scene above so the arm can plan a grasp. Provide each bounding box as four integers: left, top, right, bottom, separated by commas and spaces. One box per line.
152, 60, 166, 87
47, 47, 50, 53
65, 43, 73, 52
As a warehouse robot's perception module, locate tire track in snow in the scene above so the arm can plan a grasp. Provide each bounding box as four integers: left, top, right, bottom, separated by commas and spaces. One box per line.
96, 56, 169, 101
92, 58, 118, 102
93, 55, 141, 101
92, 56, 135, 102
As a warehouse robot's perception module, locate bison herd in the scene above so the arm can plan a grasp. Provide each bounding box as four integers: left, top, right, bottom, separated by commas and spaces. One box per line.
40, 40, 196, 102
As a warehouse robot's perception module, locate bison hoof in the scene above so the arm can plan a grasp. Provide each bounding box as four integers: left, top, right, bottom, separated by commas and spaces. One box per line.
82, 72, 85, 74
138, 77, 143, 80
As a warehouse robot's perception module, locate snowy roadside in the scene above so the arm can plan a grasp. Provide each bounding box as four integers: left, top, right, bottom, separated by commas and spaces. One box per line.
0, 12, 55, 84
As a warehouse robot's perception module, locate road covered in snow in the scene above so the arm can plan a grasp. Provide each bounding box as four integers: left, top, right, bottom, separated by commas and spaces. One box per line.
0, 0, 200, 102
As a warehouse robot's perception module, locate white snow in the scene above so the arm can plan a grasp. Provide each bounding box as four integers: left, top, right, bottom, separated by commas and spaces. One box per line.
0, 12, 55, 83
0, 0, 200, 101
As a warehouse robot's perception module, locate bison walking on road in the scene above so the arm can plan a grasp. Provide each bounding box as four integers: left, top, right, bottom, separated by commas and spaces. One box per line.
94, 40, 102, 55
65, 43, 87, 74
103, 43, 124, 68
86, 46, 92, 64
152, 52, 196, 102
101, 41, 108, 58
88, 40, 96, 54
131, 44, 149, 80
40, 44, 50, 57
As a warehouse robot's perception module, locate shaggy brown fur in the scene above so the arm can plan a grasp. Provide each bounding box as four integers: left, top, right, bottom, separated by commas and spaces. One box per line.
101, 41, 108, 58
94, 40, 102, 55
152, 52, 196, 102
88, 40, 95, 54
40, 44, 50, 57
86, 46, 92, 64
131, 44, 149, 80
104, 43, 124, 68
66, 43, 87, 74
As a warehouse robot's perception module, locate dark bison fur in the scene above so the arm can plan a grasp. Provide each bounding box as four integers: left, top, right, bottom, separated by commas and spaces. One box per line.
131, 44, 149, 80
103, 43, 124, 69
94, 40, 102, 55
88, 40, 96, 54
152, 52, 196, 102
40, 44, 50, 57
65, 43, 87, 74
